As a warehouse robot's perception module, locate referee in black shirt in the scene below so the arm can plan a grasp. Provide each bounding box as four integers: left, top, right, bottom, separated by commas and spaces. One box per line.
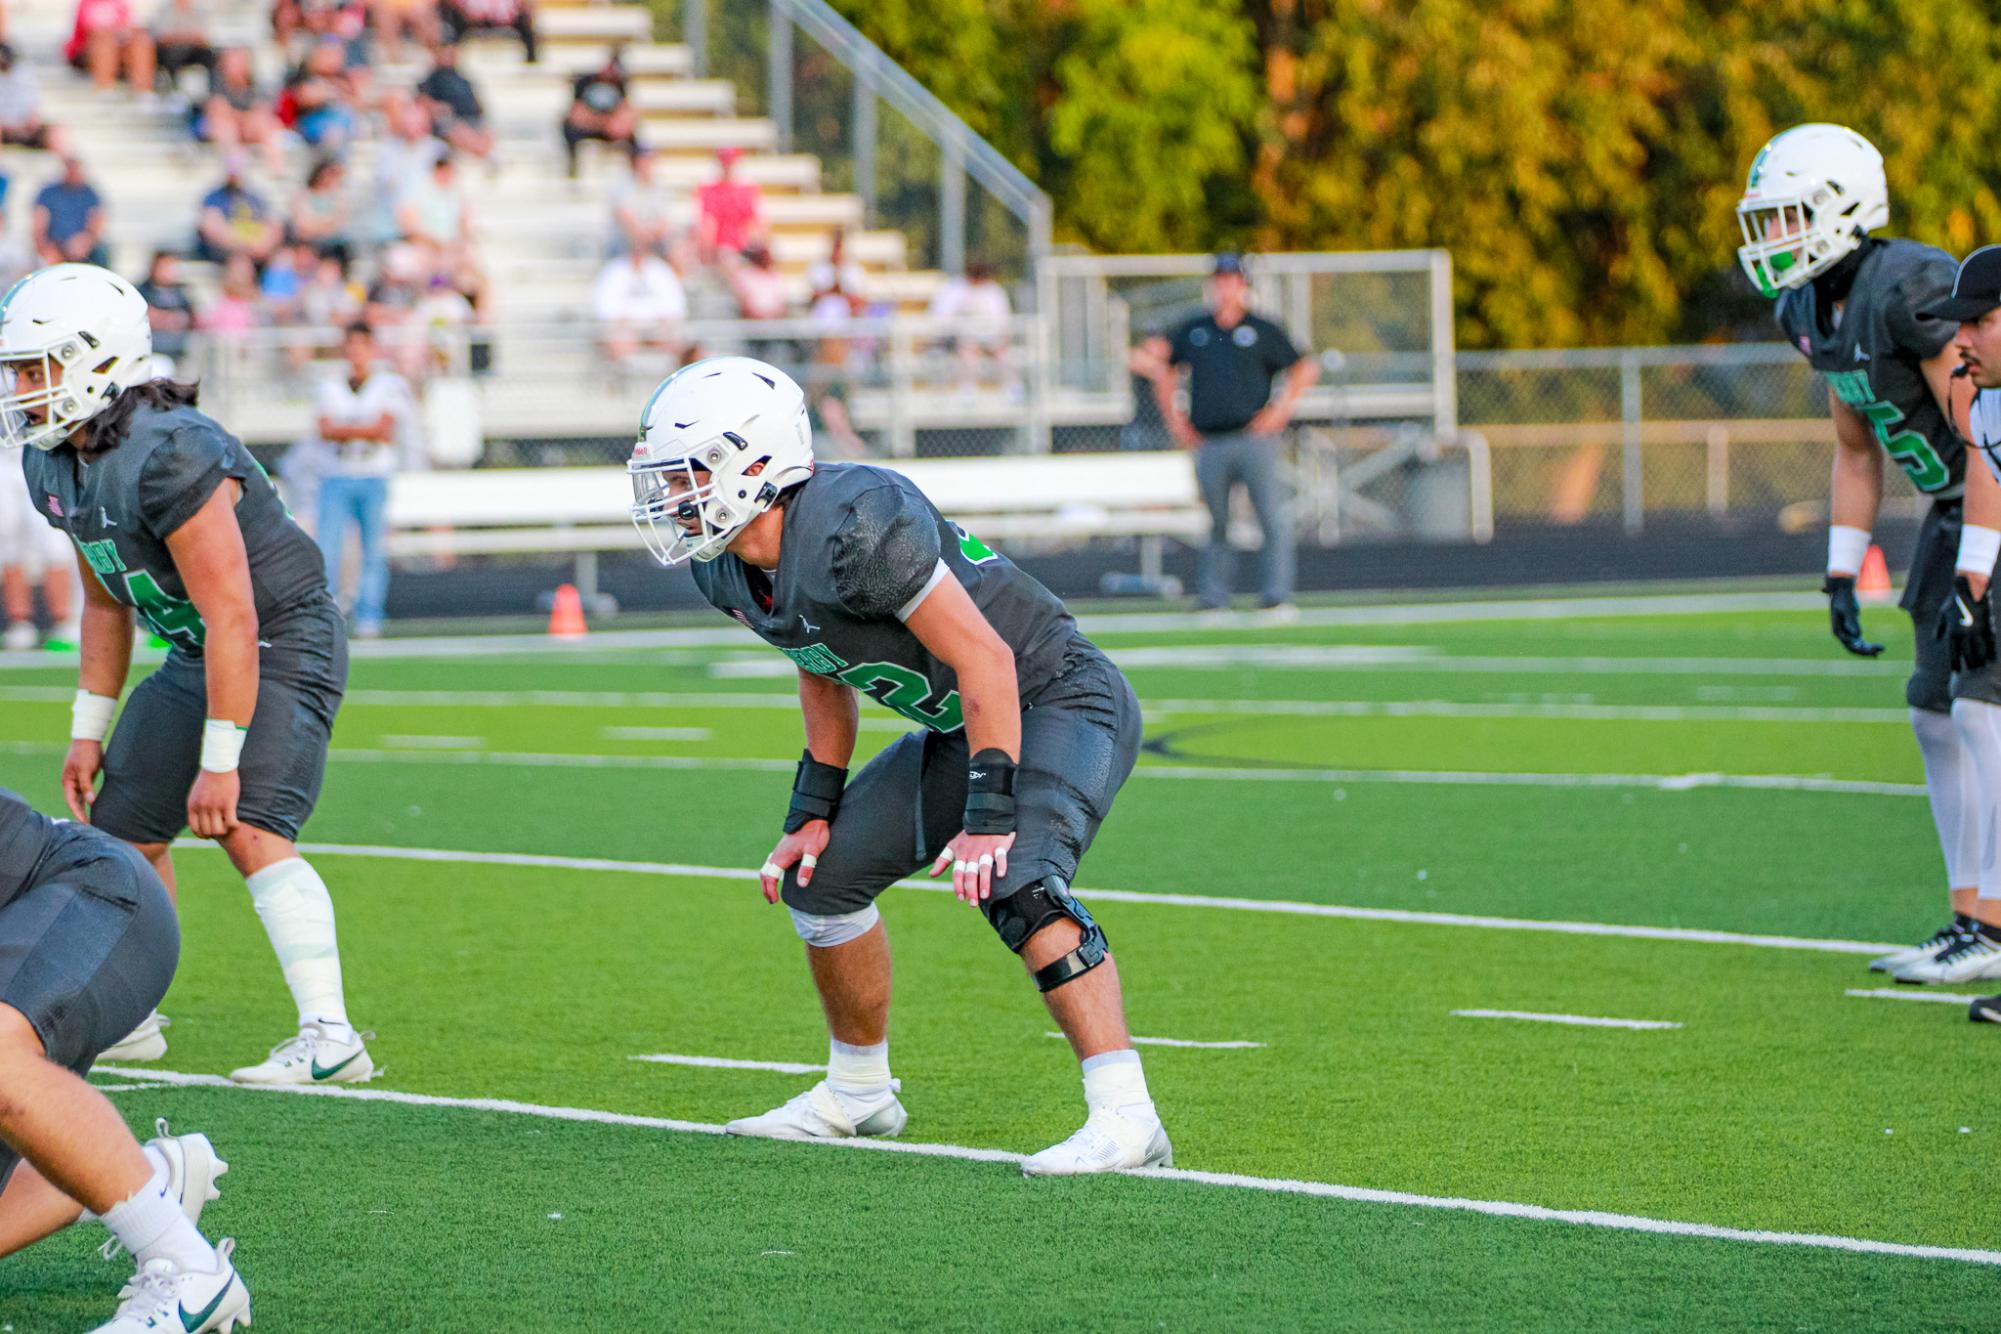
1137, 254, 1317, 614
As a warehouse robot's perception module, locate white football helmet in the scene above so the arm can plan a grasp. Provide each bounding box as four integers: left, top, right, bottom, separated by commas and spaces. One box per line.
628, 356, 814, 566
1736, 123, 1890, 298
0, 263, 152, 451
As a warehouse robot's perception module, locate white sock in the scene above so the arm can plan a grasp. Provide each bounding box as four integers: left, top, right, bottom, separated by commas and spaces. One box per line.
100, 1163, 217, 1274
245, 858, 352, 1039
1953, 698, 2001, 903
1081, 1048, 1156, 1122
1916, 706, 1980, 888
826, 1038, 891, 1104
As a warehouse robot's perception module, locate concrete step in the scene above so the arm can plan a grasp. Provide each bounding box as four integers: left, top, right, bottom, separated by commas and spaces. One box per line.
537, 6, 653, 42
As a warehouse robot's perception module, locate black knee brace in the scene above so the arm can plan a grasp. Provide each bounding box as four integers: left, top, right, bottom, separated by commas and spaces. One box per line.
983, 876, 1109, 993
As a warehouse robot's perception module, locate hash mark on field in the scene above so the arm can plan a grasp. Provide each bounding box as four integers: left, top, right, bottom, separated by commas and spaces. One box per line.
1845, 988, 1988, 1005
379, 735, 487, 749
1041, 1032, 1266, 1050
628, 1052, 824, 1075
92, 1064, 2001, 1269
1452, 1010, 1682, 1031
601, 726, 714, 742
91, 1082, 165, 1092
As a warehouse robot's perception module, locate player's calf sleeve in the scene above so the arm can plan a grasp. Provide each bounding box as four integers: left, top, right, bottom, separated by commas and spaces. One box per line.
1914, 706, 1980, 887
244, 857, 351, 1032
1951, 698, 2001, 900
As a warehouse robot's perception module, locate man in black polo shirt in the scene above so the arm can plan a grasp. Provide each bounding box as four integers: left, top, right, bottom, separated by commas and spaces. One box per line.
1137, 253, 1317, 614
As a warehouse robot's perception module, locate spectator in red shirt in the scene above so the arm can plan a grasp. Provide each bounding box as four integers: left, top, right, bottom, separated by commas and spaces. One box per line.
65, 0, 156, 98
696, 145, 763, 263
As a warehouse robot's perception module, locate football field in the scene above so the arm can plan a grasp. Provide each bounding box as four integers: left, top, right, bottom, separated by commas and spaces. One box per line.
1, 583, 1998, 1330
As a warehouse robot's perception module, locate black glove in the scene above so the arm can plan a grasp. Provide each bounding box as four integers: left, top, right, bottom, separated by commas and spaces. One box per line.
1938, 575, 1998, 673
1824, 575, 1885, 657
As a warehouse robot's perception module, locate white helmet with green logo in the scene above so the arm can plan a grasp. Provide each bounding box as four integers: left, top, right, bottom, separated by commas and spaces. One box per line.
1736, 123, 1889, 299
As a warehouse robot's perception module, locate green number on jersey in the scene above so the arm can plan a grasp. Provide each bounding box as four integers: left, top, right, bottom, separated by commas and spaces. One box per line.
1828, 370, 1952, 492
836, 661, 964, 732
123, 570, 205, 648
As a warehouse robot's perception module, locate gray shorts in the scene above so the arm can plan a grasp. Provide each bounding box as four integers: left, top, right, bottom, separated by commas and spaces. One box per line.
781, 646, 1143, 922
1903, 501, 1960, 714
92, 598, 347, 846
0, 834, 179, 1187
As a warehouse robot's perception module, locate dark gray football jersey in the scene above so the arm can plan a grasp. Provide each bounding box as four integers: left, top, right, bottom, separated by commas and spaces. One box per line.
1776, 238, 1964, 498
691, 463, 1082, 732
0, 787, 104, 910
21, 401, 327, 657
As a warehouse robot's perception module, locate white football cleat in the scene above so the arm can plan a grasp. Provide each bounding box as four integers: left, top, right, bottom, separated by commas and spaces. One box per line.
1893, 931, 2001, 984
100, 1119, 228, 1261
99, 1011, 169, 1063
89, 1237, 250, 1333
228, 1025, 375, 1086
2, 622, 37, 651
1022, 1108, 1173, 1177
724, 1080, 906, 1141
1869, 923, 1966, 974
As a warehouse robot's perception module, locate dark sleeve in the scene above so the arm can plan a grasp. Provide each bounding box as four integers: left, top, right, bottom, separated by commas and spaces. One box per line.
1259, 317, 1303, 372
1166, 318, 1194, 366
415, 71, 439, 99
1887, 253, 1959, 359
137, 423, 232, 541
829, 484, 944, 620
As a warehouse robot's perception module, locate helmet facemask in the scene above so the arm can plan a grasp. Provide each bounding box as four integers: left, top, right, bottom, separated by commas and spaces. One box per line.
628, 431, 780, 567
0, 335, 105, 451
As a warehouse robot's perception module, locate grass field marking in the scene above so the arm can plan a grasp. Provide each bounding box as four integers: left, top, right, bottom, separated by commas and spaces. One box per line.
1845, 987, 1987, 1005
629, 1053, 826, 1075
1451, 1009, 1683, 1031
1040, 1032, 1266, 1050
379, 735, 487, 749
602, 726, 715, 742
163, 839, 1908, 957
88, 1063, 2001, 1269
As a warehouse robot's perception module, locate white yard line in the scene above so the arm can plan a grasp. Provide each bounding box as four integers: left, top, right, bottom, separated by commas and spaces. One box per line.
601, 726, 714, 742
628, 1053, 825, 1075
88, 1063, 2001, 1269
1844, 988, 1988, 1005
1452, 1010, 1683, 1031
379, 735, 487, 749
158, 839, 1907, 957
1041, 1032, 1266, 1050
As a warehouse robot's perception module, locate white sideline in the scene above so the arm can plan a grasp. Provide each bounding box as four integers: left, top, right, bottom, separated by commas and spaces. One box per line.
89, 1063, 2001, 1269
1452, 1010, 1683, 1031
161, 839, 1910, 957
629, 1053, 825, 1075
1041, 1032, 1266, 1050
1845, 988, 1987, 1006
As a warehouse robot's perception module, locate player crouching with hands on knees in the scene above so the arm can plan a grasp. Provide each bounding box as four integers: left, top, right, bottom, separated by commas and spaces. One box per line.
628, 357, 1169, 1175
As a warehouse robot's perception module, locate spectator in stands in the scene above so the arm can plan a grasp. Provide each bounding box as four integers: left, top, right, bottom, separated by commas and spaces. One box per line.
65, 0, 155, 99
805, 227, 864, 301
274, 0, 371, 75
365, 242, 427, 375
136, 248, 197, 379
609, 144, 674, 257
150, 0, 216, 92
397, 150, 475, 275
284, 36, 361, 151
0, 185, 33, 289
200, 252, 263, 343
1135, 251, 1316, 616
928, 259, 1013, 389
728, 240, 789, 321
562, 47, 638, 180
369, 0, 438, 63
438, 0, 535, 62
289, 156, 352, 264
290, 249, 363, 369
593, 246, 685, 373
259, 241, 310, 324
314, 321, 417, 638
0, 43, 64, 155
31, 156, 107, 267
696, 145, 762, 261
368, 94, 443, 243
195, 154, 282, 266
415, 270, 474, 375
414, 41, 493, 162
197, 47, 283, 174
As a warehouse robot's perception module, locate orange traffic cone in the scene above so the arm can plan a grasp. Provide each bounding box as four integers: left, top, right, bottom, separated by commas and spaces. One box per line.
1858, 544, 1893, 604
548, 583, 587, 639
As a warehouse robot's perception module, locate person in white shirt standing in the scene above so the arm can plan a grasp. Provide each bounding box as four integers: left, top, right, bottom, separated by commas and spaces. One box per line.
592, 247, 686, 372
312, 323, 415, 639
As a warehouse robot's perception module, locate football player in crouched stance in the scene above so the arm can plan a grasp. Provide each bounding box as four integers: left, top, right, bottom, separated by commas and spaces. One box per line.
2, 263, 372, 1085
0, 788, 248, 1332
629, 357, 1169, 1175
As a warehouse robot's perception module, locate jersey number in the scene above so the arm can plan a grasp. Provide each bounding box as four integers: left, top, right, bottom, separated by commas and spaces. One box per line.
123, 571, 205, 648
836, 661, 963, 732
1829, 370, 1952, 492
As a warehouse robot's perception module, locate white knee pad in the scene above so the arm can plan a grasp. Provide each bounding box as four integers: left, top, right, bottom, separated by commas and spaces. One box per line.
1916, 706, 1980, 887
789, 903, 880, 948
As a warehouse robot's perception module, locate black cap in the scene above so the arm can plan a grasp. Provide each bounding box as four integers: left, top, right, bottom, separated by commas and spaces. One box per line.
1922, 244, 2001, 322
1212, 252, 1246, 277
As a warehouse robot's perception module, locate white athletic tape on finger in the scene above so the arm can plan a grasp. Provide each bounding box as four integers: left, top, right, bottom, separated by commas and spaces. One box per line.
953, 860, 969, 875
760, 861, 784, 879
801, 854, 818, 869
978, 854, 994, 866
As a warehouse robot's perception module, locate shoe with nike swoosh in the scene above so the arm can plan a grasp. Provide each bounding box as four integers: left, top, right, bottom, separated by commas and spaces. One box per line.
228, 1024, 375, 1087
88, 1237, 250, 1333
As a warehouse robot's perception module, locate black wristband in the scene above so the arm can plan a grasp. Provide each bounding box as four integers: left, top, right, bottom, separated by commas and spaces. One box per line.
784, 750, 848, 833
963, 748, 1017, 835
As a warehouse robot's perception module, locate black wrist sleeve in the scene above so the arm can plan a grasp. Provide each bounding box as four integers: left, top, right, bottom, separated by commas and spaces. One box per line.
784, 750, 849, 834
962, 748, 1018, 835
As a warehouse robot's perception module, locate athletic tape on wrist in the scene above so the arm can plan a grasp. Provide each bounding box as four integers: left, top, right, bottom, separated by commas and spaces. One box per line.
1828, 525, 1872, 576
199, 719, 247, 773
69, 690, 116, 743
1959, 524, 2001, 577
784, 750, 848, 834
963, 748, 1017, 835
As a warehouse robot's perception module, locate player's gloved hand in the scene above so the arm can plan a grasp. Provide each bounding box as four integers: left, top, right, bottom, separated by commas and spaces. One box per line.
759, 819, 831, 905
1824, 575, 1885, 657
60, 739, 102, 823
930, 831, 1017, 904
186, 769, 240, 839
1938, 574, 1998, 673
